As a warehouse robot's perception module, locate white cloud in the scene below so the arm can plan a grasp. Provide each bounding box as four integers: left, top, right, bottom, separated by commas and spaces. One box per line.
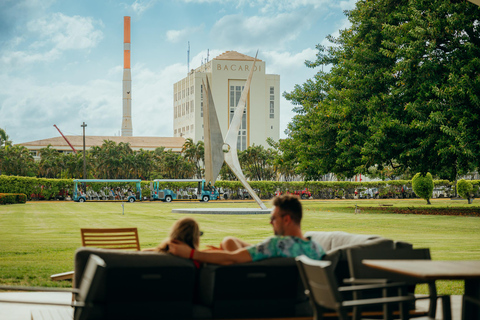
1, 48, 61, 66
28, 13, 103, 51
0, 13, 103, 71
338, 0, 357, 11
131, 62, 186, 137
262, 48, 317, 75
166, 24, 204, 43
130, 0, 158, 15
0, 61, 187, 143
211, 11, 311, 49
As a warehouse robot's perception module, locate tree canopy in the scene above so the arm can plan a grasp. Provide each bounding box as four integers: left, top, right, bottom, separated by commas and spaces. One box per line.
284, 0, 480, 180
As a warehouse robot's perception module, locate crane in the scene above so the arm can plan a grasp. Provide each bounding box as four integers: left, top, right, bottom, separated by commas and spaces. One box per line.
53, 124, 77, 154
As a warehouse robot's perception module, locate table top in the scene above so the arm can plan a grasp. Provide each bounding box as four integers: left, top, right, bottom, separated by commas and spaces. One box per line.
362, 260, 480, 280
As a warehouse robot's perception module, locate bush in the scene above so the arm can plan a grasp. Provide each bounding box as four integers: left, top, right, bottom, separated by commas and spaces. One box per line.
0, 193, 27, 205
457, 179, 473, 202
412, 173, 434, 204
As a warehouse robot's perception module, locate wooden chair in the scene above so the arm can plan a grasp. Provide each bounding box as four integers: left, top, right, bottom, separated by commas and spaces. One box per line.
80, 228, 140, 250
51, 228, 140, 281
296, 255, 415, 320
0, 254, 106, 320
346, 247, 451, 320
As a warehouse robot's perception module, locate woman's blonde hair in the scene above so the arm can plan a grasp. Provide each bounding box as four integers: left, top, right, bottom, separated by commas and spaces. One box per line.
156, 217, 201, 252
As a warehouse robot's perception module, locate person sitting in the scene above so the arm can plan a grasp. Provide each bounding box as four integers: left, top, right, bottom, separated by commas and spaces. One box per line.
168, 194, 325, 265
143, 217, 201, 253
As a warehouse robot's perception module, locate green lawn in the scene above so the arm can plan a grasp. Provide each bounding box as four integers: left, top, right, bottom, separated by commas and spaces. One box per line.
0, 198, 479, 295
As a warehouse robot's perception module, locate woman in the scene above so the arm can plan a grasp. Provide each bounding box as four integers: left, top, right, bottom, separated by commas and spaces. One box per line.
144, 217, 201, 253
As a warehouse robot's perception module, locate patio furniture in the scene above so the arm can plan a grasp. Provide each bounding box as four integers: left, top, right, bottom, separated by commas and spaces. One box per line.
74, 231, 414, 319
295, 255, 415, 320
346, 247, 452, 319
0, 254, 106, 320
51, 228, 140, 281
80, 228, 140, 250
74, 248, 198, 320
362, 259, 480, 320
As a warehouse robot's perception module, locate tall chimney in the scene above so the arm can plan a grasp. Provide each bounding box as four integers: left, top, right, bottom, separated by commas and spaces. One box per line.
122, 16, 133, 136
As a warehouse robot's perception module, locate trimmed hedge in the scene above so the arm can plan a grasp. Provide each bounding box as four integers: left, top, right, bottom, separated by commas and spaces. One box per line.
1, 174, 479, 201
0, 193, 27, 204
0, 175, 73, 201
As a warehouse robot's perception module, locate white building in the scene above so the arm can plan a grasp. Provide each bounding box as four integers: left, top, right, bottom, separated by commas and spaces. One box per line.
173, 51, 280, 151
18, 136, 185, 161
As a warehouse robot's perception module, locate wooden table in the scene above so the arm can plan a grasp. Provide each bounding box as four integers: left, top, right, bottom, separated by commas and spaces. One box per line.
363, 260, 480, 320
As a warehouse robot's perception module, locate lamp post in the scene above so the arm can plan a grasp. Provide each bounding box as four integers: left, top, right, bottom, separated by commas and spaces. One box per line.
81, 122, 87, 180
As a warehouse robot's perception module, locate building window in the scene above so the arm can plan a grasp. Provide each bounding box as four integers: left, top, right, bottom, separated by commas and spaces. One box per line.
30, 151, 37, 157
230, 83, 247, 151
186, 101, 189, 114
269, 87, 274, 119
191, 86, 194, 94
174, 129, 177, 135
191, 100, 194, 113
191, 124, 194, 131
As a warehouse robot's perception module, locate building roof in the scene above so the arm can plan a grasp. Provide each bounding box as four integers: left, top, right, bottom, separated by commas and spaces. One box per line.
18, 136, 186, 150
214, 51, 262, 62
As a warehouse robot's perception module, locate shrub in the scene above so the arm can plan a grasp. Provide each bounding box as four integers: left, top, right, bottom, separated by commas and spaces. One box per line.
412, 173, 434, 204
457, 179, 473, 202
0, 193, 27, 205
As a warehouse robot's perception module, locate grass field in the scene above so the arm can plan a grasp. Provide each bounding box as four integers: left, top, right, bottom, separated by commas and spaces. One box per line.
0, 198, 479, 295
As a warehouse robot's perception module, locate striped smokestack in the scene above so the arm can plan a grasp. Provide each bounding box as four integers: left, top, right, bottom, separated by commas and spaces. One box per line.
122, 16, 133, 136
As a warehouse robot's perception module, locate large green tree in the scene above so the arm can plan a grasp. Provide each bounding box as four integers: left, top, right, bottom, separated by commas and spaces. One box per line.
285, 0, 480, 179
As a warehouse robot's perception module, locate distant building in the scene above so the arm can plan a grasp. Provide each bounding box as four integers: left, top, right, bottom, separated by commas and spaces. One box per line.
17, 136, 185, 161
173, 51, 280, 151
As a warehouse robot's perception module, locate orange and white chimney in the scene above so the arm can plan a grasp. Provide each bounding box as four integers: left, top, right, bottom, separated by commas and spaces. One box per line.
122, 16, 133, 136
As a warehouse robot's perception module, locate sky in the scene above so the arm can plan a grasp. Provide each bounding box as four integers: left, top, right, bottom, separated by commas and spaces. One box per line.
0, 0, 356, 144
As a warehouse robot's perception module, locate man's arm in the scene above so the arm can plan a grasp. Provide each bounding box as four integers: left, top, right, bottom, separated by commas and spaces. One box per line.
168, 240, 252, 265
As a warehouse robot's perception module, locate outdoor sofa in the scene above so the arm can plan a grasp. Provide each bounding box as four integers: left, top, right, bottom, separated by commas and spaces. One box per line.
74, 231, 413, 320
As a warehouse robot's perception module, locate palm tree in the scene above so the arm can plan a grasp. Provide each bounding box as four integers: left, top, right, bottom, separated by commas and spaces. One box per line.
182, 138, 205, 178
0, 145, 36, 176
38, 145, 62, 178
0, 128, 12, 147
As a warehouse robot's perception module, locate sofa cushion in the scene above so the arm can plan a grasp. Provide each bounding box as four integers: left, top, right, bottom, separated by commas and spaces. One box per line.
198, 257, 305, 319
305, 231, 384, 251
74, 248, 197, 320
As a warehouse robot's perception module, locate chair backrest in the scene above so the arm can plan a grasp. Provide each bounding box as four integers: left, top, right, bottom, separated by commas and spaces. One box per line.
74, 254, 106, 320
74, 248, 197, 320
198, 258, 303, 319
296, 255, 343, 311
81, 228, 140, 250
347, 247, 431, 284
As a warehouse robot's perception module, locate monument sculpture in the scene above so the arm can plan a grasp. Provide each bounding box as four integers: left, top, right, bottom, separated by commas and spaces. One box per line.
202, 52, 268, 210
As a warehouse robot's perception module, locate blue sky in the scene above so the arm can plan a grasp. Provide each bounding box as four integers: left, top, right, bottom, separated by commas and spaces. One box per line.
0, 0, 355, 144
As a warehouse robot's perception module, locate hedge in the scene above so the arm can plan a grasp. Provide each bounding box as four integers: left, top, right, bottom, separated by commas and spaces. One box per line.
0, 175, 73, 200
0, 193, 27, 204
1, 175, 479, 201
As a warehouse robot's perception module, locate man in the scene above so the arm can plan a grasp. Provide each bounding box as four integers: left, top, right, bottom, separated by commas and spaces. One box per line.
168, 194, 325, 265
